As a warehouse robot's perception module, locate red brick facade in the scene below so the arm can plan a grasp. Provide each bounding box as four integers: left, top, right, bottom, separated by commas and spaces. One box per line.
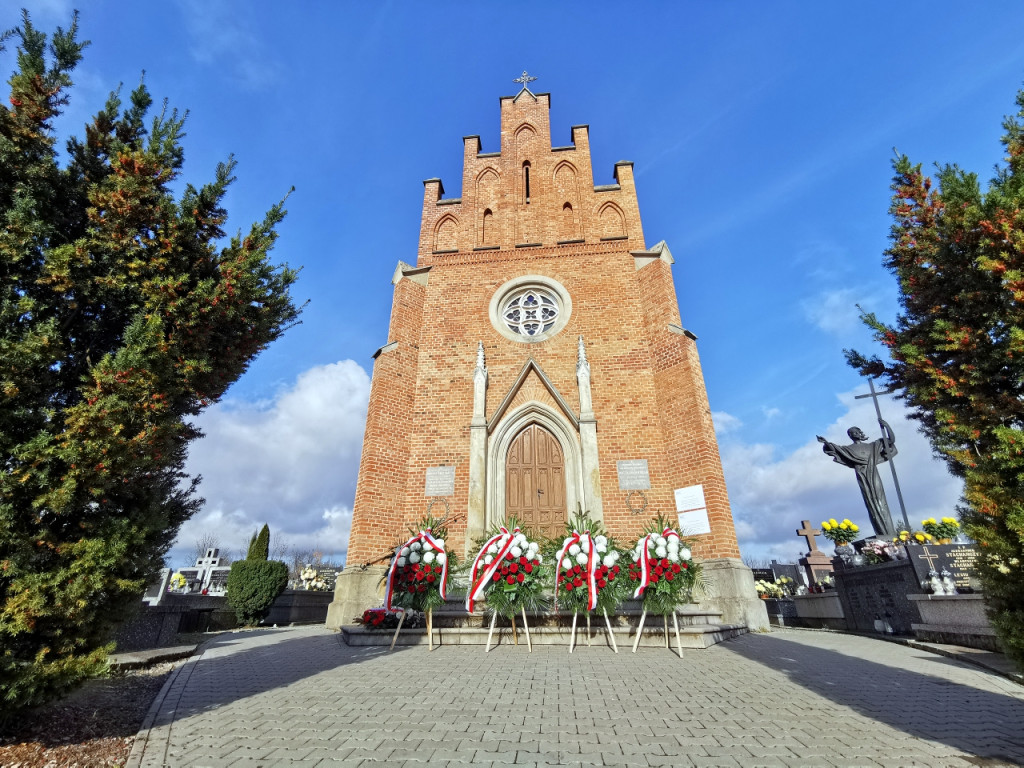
345, 88, 740, 567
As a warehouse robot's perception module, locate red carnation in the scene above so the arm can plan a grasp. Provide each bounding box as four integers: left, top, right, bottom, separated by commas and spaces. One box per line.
597, 579, 607, 588
524, 563, 533, 574
573, 578, 583, 588
517, 572, 525, 583
506, 551, 515, 560
661, 558, 670, 568
412, 563, 421, 571
665, 572, 674, 581
520, 556, 528, 565
672, 564, 681, 573
565, 581, 574, 591
492, 572, 501, 582
507, 575, 516, 585
509, 563, 519, 573
435, 566, 443, 574
418, 584, 427, 593
574, 566, 582, 575
613, 565, 620, 575
651, 573, 660, 583
682, 563, 689, 569
427, 573, 436, 582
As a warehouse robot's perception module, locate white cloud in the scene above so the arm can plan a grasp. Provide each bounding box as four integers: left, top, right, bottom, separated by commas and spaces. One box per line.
723, 389, 964, 564
712, 411, 743, 435
801, 287, 880, 336
761, 406, 781, 421
180, 0, 281, 91
171, 361, 370, 568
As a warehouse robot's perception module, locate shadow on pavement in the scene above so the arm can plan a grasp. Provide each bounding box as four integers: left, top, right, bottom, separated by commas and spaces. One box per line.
721, 632, 1024, 766
149, 628, 413, 728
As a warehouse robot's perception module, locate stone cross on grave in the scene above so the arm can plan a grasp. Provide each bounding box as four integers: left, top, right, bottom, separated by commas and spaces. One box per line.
514, 70, 538, 92
797, 520, 822, 554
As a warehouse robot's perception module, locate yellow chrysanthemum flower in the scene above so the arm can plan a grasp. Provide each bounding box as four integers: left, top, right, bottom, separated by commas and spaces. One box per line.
821, 521, 831, 531
840, 522, 849, 530
851, 524, 859, 532
924, 533, 933, 541
829, 518, 838, 527
915, 533, 925, 542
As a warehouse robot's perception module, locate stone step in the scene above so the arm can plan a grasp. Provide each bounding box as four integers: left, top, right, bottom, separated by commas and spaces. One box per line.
341, 621, 747, 649
426, 606, 725, 629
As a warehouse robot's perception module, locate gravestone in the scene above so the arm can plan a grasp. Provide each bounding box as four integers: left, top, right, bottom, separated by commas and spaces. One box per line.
178, 568, 200, 592
832, 558, 924, 634
904, 543, 980, 591
770, 560, 805, 589
143, 567, 172, 606
751, 568, 774, 583
795, 520, 834, 585
207, 568, 230, 594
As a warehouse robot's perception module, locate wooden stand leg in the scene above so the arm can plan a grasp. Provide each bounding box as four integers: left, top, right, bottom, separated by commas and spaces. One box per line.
428, 609, 434, 652
663, 613, 669, 649
672, 611, 683, 659
569, 612, 578, 654
632, 610, 647, 653
603, 609, 618, 653
521, 607, 532, 653
511, 614, 518, 646
485, 611, 497, 653
389, 610, 406, 651
586, 613, 592, 647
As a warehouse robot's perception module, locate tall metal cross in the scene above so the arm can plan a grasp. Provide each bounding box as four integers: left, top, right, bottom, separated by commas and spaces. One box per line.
796, 520, 821, 553
854, 376, 911, 531
514, 70, 538, 91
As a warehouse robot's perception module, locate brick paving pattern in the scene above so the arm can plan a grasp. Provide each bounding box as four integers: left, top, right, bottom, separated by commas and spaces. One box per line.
129, 626, 1024, 768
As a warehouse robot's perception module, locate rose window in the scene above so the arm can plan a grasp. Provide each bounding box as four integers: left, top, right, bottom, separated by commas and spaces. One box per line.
501, 288, 560, 337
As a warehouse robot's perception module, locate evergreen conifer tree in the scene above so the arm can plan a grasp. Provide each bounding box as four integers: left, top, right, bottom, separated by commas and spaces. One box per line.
246, 531, 259, 560
0, 13, 302, 712
253, 524, 270, 561
849, 86, 1024, 670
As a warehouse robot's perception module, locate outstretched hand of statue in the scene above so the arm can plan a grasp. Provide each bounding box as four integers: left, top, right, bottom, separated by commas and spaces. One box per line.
816, 435, 826, 444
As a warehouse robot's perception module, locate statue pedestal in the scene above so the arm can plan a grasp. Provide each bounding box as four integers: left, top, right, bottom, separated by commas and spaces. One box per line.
326, 566, 387, 629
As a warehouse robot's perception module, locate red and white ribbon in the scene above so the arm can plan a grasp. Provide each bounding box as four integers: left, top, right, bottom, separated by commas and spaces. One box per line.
384, 528, 448, 612
465, 526, 521, 612
556, 530, 599, 612
632, 528, 682, 599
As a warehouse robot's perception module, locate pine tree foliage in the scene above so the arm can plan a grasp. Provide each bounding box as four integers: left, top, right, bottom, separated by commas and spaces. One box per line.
0, 13, 302, 712
252, 524, 270, 561
847, 87, 1024, 668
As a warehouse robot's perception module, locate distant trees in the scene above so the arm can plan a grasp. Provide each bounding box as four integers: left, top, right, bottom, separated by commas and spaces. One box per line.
848, 86, 1024, 669
0, 13, 302, 714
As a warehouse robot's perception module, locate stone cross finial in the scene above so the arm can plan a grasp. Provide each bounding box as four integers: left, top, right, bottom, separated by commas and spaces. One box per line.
796, 520, 821, 553
476, 341, 486, 372
514, 70, 538, 92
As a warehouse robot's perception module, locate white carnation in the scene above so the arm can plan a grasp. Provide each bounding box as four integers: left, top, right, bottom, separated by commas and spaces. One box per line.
656, 536, 667, 548
631, 552, 639, 562
595, 535, 607, 546
602, 555, 615, 568
536, 554, 543, 564
680, 548, 692, 560
400, 546, 411, 557
569, 544, 581, 556
514, 533, 526, 546
668, 552, 679, 563
596, 543, 607, 555
667, 539, 679, 552
483, 554, 493, 565
510, 546, 523, 558
576, 552, 588, 565
396, 557, 407, 567
563, 559, 574, 571
655, 546, 667, 558
435, 539, 445, 549
409, 552, 421, 563
411, 542, 422, 551
487, 544, 498, 555
423, 551, 436, 564
436, 553, 446, 565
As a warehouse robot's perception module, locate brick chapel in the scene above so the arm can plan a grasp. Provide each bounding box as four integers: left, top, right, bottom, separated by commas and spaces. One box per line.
327, 76, 767, 630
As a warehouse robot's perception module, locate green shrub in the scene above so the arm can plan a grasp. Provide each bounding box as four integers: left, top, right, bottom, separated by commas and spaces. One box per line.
226, 560, 288, 625
251, 524, 270, 561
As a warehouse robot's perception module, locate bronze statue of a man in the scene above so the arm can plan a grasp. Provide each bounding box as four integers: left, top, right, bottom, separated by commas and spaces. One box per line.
817, 418, 898, 540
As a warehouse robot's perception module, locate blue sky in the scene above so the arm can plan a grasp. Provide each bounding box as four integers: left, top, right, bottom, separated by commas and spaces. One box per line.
12, 1, 1024, 567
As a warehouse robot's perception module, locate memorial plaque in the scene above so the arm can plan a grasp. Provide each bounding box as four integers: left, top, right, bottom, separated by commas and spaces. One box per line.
424, 465, 455, 497
674, 484, 706, 512
616, 460, 651, 490
207, 568, 230, 592
905, 543, 980, 589
678, 508, 711, 535
751, 568, 774, 583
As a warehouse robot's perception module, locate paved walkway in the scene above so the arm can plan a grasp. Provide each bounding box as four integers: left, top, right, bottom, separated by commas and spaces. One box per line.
128, 626, 1024, 768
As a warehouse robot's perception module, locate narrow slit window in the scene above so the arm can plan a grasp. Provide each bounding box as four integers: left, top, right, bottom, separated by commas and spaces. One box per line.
523, 162, 531, 204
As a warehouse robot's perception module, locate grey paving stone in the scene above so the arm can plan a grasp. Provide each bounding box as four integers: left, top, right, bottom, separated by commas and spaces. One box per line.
127, 626, 1024, 768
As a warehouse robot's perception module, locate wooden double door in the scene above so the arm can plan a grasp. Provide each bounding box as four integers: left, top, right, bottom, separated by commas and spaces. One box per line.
505, 424, 567, 539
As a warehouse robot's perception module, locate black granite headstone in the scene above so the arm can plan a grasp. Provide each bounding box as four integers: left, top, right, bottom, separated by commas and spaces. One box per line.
751, 568, 774, 583
904, 544, 979, 591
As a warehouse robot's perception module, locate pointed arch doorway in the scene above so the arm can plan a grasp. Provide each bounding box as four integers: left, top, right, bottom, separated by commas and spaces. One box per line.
505, 423, 567, 538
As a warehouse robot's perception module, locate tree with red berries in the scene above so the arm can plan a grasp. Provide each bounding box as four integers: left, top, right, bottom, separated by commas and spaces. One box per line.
0, 13, 302, 713
848, 87, 1024, 669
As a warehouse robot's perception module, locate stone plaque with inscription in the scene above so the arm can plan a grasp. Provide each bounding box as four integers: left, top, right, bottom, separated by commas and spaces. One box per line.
616, 459, 650, 490
424, 465, 455, 497
904, 543, 980, 590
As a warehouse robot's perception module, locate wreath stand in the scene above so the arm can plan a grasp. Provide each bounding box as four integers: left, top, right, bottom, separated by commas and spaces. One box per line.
631, 609, 683, 658
568, 610, 618, 653
388, 608, 437, 652
485, 608, 533, 653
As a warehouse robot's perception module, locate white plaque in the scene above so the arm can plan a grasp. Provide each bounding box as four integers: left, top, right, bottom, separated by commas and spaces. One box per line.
616, 460, 651, 491
674, 484, 706, 512
424, 466, 455, 497
678, 508, 712, 536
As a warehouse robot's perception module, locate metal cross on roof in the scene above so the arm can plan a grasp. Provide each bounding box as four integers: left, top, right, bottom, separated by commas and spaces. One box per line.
514, 70, 538, 91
